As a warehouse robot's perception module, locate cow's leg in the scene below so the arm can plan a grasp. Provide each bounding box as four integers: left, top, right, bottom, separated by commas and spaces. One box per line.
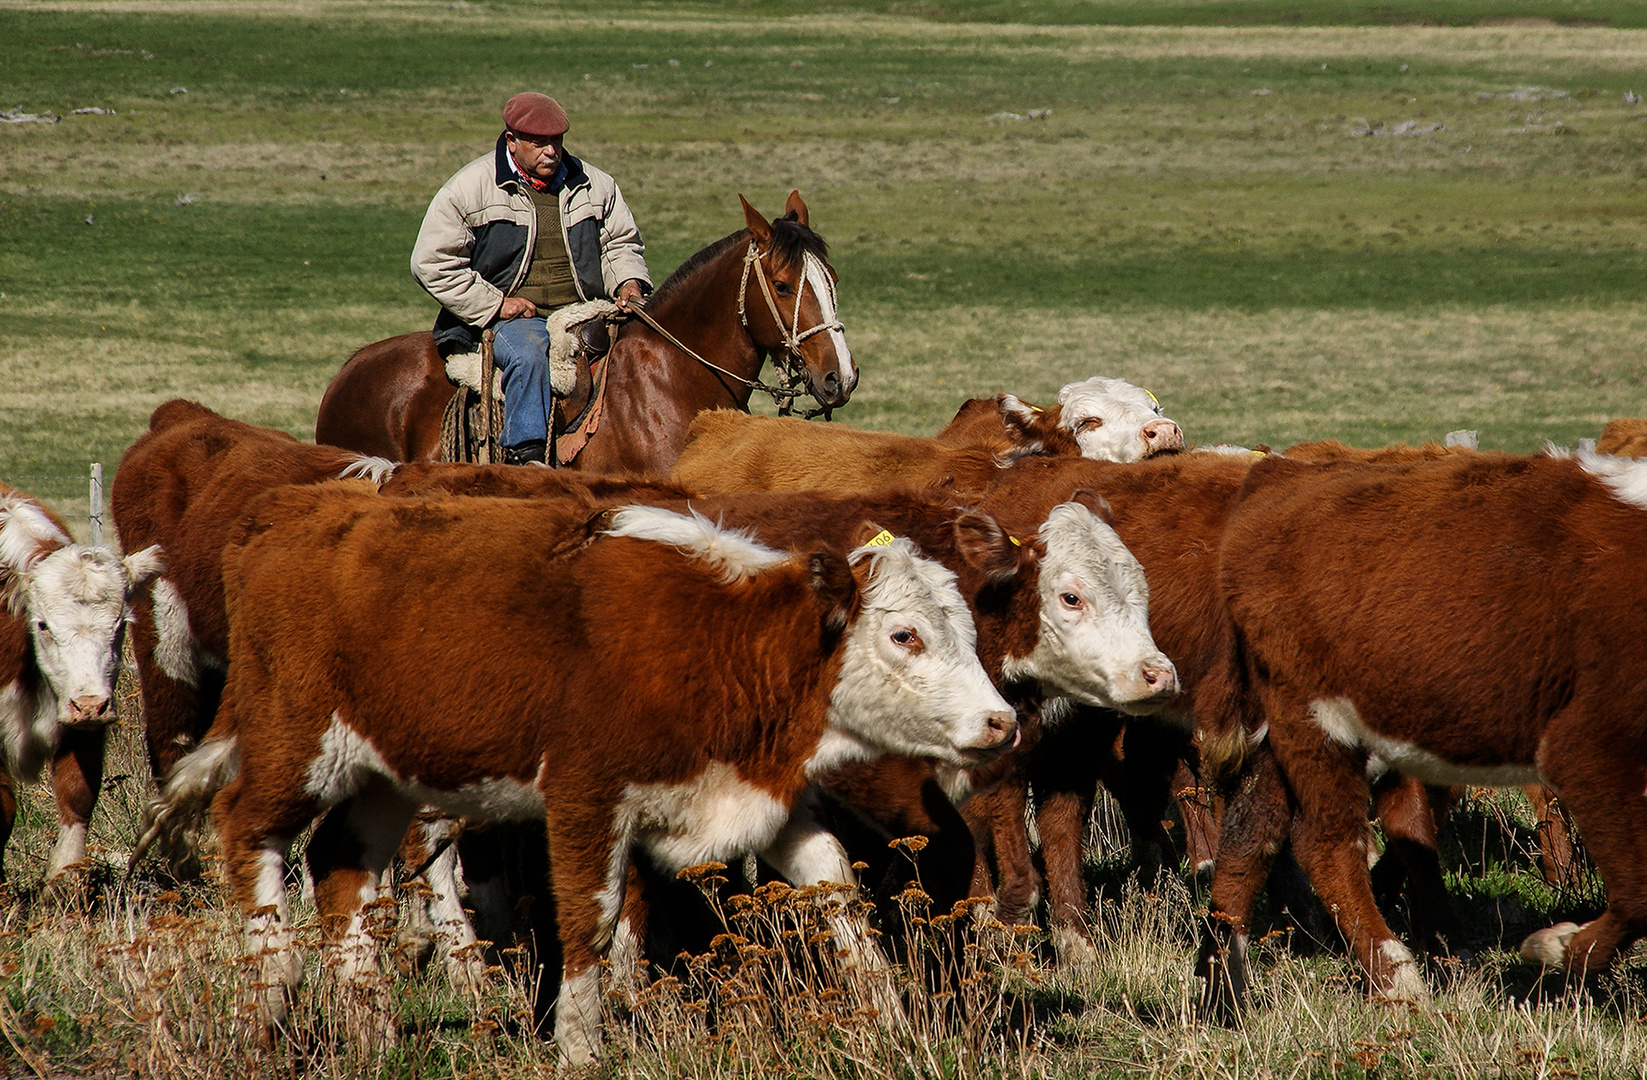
1174, 759, 1221, 879
1027, 713, 1109, 963
129, 586, 223, 879
307, 784, 420, 993
213, 773, 315, 1022
1196, 744, 1293, 1020
1270, 708, 1425, 1003
1099, 720, 1189, 883
761, 795, 907, 1029
1521, 717, 1647, 975
1371, 775, 1469, 959
45, 726, 105, 886
961, 773, 1039, 925
0, 772, 15, 884
543, 806, 629, 1068
394, 815, 486, 992
1525, 784, 1579, 890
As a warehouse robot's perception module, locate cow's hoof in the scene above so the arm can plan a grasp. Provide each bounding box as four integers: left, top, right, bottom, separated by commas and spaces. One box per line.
1051, 923, 1101, 969
1519, 922, 1581, 968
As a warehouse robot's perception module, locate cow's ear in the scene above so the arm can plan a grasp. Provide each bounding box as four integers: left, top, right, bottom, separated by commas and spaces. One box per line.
123, 544, 165, 593
996, 394, 1051, 448
782, 189, 808, 226
952, 512, 1020, 583
1070, 490, 1116, 526
739, 194, 772, 245
808, 545, 857, 635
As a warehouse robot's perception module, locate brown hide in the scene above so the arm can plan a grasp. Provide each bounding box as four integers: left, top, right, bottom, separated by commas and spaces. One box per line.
1205, 452, 1647, 994
214, 485, 860, 1009
112, 401, 373, 781
933, 395, 1080, 456
1280, 438, 1479, 464
1598, 418, 1647, 458
672, 409, 1033, 501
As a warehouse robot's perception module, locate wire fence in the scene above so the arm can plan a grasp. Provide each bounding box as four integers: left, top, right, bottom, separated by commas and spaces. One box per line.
2, 464, 107, 545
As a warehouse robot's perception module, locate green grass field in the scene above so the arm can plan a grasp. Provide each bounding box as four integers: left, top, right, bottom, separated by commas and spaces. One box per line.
2, 2, 1647, 1076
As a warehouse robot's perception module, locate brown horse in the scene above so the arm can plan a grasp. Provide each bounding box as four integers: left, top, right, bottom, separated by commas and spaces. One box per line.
314, 191, 856, 474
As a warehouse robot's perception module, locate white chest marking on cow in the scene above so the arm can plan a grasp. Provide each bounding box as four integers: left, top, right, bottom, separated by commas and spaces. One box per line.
804, 728, 876, 779
150, 578, 200, 687
621, 761, 790, 872
1310, 697, 1540, 786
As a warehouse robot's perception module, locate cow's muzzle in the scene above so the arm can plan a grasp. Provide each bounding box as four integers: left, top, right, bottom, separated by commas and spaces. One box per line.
1140, 419, 1185, 457
63, 695, 115, 729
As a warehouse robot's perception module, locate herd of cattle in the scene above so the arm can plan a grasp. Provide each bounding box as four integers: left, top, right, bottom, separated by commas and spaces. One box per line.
2, 382, 1646, 1062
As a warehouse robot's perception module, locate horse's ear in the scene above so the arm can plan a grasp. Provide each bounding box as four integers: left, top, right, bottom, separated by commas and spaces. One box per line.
739, 194, 772, 244
782, 189, 808, 226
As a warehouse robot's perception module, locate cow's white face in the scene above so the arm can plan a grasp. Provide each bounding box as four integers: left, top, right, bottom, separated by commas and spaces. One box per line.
1004, 502, 1177, 713
1057, 377, 1184, 462
827, 539, 1016, 768
13, 544, 162, 728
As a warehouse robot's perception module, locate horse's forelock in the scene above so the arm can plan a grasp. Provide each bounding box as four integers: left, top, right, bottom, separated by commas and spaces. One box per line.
768, 217, 828, 270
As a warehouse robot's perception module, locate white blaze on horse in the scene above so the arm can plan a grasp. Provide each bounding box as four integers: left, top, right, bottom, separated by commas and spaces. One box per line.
0, 484, 161, 883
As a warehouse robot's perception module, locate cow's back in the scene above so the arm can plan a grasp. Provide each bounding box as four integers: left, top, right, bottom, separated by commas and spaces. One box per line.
673, 410, 1001, 497
1219, 453, 1647, 758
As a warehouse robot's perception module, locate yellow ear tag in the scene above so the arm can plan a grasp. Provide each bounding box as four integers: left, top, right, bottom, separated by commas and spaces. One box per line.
1008, 535, 1021, 547
864, 529, 896, 547
1145, 389, 1161, 413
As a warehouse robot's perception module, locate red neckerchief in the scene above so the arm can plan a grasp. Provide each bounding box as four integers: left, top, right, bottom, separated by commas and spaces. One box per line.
508, 151, 559, 193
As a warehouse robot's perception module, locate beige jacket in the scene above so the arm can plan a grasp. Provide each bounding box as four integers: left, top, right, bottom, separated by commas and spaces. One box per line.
411, 136, 651, 353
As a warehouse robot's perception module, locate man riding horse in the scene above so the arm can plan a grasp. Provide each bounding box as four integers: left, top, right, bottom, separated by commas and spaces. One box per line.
410, 92, 651, 466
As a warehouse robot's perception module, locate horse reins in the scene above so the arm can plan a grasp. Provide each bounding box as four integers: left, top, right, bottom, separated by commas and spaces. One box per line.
627, 240, 844, 419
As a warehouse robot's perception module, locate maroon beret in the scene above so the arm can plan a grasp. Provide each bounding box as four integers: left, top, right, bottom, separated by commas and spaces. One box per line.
502, 93, 569, 138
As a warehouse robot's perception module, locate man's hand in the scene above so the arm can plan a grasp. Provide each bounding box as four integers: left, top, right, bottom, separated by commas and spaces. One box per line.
615, 279, 645, 312
497, 296, 538, 320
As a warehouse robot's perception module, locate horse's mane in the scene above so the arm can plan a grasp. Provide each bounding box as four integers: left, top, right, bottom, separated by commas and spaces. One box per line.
649, 218, 830, 308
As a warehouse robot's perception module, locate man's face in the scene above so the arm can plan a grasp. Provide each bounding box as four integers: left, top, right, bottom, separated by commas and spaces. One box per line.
506, 130, 564, 181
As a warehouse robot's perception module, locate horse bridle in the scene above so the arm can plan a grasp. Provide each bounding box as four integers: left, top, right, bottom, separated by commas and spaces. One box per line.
628, 240, 844, 420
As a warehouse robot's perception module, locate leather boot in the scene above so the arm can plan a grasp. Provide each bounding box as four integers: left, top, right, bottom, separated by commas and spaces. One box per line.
502, 439, 547, 466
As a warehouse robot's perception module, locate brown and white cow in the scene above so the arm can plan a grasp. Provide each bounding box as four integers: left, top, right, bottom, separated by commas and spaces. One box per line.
0, 484, 161, 884
113, 399, 396, 789
1197, 449, 1647, 1008
935, 378, 1184, 462
160, 487, 1015, 1064
382, 465, 1179, 946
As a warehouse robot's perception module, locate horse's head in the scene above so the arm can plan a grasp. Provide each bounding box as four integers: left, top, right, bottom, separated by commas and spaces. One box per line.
738, 192, 857, 412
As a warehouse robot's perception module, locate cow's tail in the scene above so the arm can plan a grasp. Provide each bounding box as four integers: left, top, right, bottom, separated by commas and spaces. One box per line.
1194, 619, 1265, 785
126, 734, 241, 879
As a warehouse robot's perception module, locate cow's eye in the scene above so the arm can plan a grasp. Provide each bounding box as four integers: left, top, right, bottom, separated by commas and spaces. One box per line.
890, 628, 918, 647
35, 621, 50, 637
1059, 593, 1083, 610
1078, 417, 1104, 432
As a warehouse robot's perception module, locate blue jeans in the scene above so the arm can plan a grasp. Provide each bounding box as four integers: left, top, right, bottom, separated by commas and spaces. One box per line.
492, 316, 553, 448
